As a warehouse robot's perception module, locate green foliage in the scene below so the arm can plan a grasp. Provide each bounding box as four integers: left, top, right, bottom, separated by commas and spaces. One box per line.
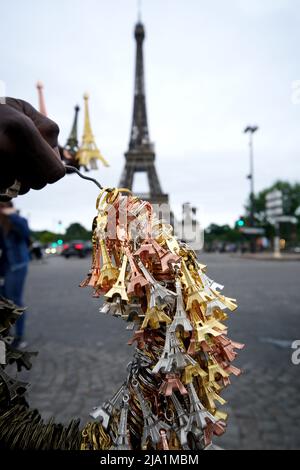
245, 180, 300, 243
31, 231, 63, 245
64, 223, 91, 241
31, 223, 92, 244
246, 181, 300, 222
205, 224, 243, 244
205, 181, 300, 246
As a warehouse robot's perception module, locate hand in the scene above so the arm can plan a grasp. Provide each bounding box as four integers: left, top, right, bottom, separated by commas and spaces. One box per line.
0, 98, 66, 195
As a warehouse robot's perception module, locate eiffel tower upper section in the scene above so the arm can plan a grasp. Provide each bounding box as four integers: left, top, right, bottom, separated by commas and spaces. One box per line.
119, 22, 169, 205
129, 22, 150, 152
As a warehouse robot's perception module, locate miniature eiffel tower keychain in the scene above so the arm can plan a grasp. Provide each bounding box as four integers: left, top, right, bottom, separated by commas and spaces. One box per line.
78, 184, 244, 450
76, 94, 109, 171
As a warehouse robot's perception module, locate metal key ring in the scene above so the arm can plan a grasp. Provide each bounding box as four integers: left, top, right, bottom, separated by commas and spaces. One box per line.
96, 188, 113, 211
164, 409, 175, 422
132, 378, 139, 388
122, 393, 130, 403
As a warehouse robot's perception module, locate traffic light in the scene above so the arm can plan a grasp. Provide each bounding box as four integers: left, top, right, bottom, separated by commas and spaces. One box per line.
236, 217, 246, 228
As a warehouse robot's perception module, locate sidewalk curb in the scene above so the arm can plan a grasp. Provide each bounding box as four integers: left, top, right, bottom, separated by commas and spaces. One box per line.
231, 254, 300, 262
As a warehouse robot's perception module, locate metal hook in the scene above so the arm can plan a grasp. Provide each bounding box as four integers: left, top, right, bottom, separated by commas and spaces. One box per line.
65, 165, 107, 190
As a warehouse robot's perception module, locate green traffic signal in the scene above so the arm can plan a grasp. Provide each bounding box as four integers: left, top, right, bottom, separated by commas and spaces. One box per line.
237, 219, 245, 227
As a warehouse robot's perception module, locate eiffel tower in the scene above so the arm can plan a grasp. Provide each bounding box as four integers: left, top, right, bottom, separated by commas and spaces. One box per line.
119, 22, 169, 208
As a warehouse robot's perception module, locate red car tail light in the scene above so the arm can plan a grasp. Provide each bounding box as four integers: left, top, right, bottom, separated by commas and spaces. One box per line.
75, 243, 84, 250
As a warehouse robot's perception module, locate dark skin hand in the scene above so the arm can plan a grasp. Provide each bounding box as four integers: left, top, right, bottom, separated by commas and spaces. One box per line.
0, 98, 65, 195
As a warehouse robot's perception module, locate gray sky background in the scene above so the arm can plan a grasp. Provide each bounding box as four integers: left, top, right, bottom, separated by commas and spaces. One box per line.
1, 0, 300, 232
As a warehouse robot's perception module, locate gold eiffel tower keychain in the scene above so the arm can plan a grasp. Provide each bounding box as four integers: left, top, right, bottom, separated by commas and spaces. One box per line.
76, 94, 109, 170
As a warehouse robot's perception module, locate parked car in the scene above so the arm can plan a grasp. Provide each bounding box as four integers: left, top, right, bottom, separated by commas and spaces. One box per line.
61, 241, 92, 259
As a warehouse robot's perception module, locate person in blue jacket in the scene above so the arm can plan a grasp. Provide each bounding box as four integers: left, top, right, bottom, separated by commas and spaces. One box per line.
0, 202, 31, 347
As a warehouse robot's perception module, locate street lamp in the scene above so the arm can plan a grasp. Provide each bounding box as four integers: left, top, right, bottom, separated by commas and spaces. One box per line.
244, 125, 259, 252
244, 125, 259, 220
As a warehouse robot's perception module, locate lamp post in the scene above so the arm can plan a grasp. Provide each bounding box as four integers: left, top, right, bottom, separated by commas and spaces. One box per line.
192, 207, 197, 230
244, 125, 259, 252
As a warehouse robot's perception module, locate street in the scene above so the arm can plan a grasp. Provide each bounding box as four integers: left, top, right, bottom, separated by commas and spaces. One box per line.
19, 253, 300, 450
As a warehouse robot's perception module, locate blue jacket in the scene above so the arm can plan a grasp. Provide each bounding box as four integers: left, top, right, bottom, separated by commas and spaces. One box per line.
0, 214, 30, 273
0, 230, 7, 277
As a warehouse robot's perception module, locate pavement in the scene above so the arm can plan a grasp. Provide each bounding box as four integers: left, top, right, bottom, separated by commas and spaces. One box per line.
15, 253, 300, 450
232, 252, 300, 262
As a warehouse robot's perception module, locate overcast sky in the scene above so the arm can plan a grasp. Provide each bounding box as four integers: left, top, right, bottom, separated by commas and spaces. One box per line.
1, 0, 300, 232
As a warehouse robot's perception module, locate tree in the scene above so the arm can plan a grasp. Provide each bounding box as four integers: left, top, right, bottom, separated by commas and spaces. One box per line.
247, 181, 300, 222
205, 224, 243, 248
31, 230, 61, 244
31, 223, 92, 244
64, 223, 91, 241
246, 181, 300, 244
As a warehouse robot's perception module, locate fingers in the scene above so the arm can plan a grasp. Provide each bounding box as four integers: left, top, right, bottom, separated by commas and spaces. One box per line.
18, 183, 31, 195
1, 99, 65, 190
4, 109, 66, 189
0, 141, 16, 190
21, 99, 60, 150
5, 97, 60, 149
